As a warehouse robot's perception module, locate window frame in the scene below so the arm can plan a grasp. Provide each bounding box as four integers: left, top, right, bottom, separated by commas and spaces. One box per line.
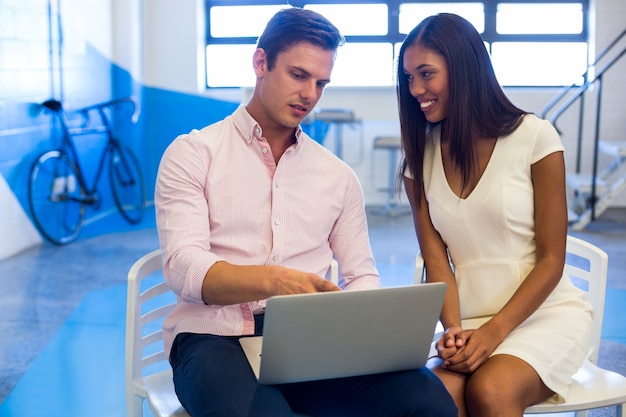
204, 0, 590, 88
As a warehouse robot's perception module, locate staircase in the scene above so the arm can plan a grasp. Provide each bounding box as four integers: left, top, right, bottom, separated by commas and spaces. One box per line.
541, 29, 626, 231
566, 141, 626, 230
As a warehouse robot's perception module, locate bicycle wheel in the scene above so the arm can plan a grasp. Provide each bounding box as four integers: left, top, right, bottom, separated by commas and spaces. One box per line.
28, 150, 86, 245
109, 144, 145, 224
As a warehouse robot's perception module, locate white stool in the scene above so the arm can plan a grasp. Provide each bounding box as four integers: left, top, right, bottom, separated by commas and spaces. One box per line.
370, 136, 411, 217
312, 108, 363, 164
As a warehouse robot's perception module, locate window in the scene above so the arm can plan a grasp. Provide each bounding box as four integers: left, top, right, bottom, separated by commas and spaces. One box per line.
204, 0, 589, 88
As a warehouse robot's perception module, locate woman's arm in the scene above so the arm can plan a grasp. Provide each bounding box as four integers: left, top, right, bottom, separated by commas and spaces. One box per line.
404, 176, 462, 330
443, 151, 568, 372
483, 150, 568, 339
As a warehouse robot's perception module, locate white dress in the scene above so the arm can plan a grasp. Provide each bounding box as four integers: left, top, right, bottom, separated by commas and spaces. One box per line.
419, 114, 593, 401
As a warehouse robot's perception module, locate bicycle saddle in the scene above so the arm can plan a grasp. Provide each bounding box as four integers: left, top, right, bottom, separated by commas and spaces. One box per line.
42, 99, 63, 112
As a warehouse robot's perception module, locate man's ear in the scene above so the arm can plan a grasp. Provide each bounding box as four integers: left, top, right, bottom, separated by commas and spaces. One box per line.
252, 48, 267, 78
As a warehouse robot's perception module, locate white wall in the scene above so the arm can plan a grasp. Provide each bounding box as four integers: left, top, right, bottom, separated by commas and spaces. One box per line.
141, 0, 205, 93
0, 174, 41, 261
116, 0, 626, 208
63, 0, 113, 62
112, 0, 142, 82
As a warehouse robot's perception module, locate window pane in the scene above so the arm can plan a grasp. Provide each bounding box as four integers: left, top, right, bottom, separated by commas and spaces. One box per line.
497, 3, 583, 34
206, 43, 394, 88
304, 4, 388, 36
399, 3, 484, 34
206, 44, 257, 87
491, 42, 587, 86
209, 5, 287, 38
332, 43, 394, 86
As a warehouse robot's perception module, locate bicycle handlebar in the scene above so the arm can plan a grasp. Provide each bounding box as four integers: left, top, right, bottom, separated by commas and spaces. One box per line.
76, 96, 140, 124
40, 96, 141, 124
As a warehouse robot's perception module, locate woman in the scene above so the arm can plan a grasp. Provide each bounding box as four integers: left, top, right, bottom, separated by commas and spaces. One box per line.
397, 13, 593, 417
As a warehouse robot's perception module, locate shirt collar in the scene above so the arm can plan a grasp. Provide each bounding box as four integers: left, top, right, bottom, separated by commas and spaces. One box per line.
233, 104, 304, 144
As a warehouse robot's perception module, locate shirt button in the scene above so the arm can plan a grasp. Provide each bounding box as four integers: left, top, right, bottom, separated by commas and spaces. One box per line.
274, 219, 281, 225
262, 148, 269, 154
275, 182, 280, 188
273, 255, 279, 262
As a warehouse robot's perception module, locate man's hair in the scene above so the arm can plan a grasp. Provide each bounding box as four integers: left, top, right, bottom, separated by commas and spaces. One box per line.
257, 7, 345, 70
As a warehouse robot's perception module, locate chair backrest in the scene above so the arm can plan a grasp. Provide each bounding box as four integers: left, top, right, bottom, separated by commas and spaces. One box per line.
413, 235, 608, 363
125, 250, 340, 417
125, 249, 176, 416
563, 235, 608, 364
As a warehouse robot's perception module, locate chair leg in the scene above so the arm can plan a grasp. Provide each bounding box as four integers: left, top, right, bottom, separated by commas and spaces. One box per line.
370, 146, 411, 217
127, 394, 145, 417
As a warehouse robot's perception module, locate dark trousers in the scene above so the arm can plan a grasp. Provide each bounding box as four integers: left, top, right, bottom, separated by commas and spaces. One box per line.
170, 316, 457, 417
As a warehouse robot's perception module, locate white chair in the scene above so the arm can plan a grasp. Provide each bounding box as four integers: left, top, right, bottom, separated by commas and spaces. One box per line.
125, 249, 338, 417
126, 249, 188, 417
414, 235, 626, 416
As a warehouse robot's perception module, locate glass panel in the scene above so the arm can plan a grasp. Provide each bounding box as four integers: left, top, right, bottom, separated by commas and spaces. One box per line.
497, 3, 583, 34
399, 3, 484, 34
304, 3, 388, 36
490, 42, 588, 86
209, 5, 288, 38
206, 44, 257, 88
332, 43, 394, 87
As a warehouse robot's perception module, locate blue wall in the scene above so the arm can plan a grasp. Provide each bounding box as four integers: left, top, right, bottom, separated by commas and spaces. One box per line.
139, 87, 239, 197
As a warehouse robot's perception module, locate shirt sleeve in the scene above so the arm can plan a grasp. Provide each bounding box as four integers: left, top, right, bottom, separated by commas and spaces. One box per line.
327, 169, 380, 291
155, 131, 224, 305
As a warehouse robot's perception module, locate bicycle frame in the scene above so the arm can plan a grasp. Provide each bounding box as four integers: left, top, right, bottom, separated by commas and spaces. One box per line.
47, 97, 137, 205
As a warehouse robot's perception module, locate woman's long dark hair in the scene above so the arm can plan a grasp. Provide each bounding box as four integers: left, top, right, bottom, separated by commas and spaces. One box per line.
397, 13, 527, 203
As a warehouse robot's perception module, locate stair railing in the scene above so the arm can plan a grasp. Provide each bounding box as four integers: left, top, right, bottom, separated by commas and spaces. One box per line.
540, 28, 626, 222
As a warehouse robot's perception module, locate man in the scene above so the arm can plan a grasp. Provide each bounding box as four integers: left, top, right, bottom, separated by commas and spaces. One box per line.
155, 7, 457, 417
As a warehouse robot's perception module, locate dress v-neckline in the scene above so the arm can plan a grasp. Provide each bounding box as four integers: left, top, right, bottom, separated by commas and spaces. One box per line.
435, 134, 499, 201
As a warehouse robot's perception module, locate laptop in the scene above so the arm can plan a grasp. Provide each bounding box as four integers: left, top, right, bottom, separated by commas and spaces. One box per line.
239, 282, 446, 385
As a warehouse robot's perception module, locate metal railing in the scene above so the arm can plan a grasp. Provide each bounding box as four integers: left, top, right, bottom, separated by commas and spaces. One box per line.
540, 28, 626, 222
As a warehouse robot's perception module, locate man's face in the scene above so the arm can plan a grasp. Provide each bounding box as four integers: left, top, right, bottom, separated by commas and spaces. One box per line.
251, 42, 335, 132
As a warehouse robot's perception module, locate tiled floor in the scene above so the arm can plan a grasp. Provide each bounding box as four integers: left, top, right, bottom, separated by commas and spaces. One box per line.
0, 206, 624, 416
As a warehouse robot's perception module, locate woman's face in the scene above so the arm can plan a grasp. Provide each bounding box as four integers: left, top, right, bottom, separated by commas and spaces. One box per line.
402, 44, 450, 123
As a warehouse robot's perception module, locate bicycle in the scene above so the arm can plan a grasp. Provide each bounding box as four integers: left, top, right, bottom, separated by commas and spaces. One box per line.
28, 96, 146, 245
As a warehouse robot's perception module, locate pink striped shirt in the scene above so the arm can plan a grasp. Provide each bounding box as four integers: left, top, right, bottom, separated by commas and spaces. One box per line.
155, 105, 379, 356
